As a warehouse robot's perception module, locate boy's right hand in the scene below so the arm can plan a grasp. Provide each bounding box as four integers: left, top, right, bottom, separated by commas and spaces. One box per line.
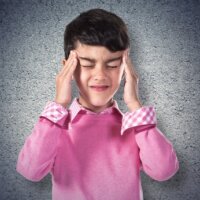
54, 51, 78, 108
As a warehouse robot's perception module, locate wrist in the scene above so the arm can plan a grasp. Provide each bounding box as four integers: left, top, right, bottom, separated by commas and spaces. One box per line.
127, 100, 142, 112
54, 100, 69, 108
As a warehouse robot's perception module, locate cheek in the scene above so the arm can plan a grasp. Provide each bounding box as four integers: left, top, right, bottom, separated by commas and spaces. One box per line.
111, 70, 123, 86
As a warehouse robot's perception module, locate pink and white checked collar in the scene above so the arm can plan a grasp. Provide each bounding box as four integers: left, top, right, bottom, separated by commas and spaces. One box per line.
69, 98, 123, 122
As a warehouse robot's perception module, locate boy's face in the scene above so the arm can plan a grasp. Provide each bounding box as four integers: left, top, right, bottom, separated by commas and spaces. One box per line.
74, 41, 125, 113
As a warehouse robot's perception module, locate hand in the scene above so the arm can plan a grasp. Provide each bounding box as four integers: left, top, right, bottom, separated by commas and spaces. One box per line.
122, 49, 142, 111
54, 51, 78, 108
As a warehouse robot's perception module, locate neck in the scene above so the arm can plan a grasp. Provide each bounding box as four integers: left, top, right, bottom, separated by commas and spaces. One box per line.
77, 97, 114, 113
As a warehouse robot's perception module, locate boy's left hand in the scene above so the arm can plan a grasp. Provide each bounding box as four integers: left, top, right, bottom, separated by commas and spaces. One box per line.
122, 49, 142, 112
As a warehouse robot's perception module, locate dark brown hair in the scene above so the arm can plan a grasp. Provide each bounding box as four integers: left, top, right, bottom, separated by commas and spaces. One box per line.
64, 8, 130, 59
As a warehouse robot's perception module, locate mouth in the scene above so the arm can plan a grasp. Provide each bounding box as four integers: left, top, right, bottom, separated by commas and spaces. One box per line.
90, 85, 109, 92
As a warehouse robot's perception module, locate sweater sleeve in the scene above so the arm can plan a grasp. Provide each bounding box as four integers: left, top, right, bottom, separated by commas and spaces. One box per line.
16, 101, 69, 182
122, 106, 179, 181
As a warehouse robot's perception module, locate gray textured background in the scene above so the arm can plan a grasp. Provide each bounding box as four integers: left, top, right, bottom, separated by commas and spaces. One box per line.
0, 0, 200, 199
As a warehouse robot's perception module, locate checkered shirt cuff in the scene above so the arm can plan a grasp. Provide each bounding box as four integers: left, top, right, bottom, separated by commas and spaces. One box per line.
40, 101, 68, 126
121, 106, 157, 135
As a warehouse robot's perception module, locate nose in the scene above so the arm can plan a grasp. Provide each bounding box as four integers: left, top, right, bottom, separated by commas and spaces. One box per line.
93, 66, 107, 81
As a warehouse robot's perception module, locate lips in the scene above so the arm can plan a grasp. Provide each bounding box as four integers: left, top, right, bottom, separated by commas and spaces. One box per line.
90, 85, 109, 92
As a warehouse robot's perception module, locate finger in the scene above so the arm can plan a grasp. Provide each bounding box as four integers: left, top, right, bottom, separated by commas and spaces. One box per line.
124, 52, 139, 81
64, 57, 77, 78
128, 60, 138, 79
61, 57, 76, 77
58, 54, 74, 76
123, 52, 132, 77
62, 51, 78, 76
59, 51, 76, 76
125, 50, 138, 77
60, 50, 77, 72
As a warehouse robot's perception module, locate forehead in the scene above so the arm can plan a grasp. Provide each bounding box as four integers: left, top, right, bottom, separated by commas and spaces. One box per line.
74, 41, 124, 61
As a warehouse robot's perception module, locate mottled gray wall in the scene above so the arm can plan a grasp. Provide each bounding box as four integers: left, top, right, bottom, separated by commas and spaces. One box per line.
0, 0, 199, 199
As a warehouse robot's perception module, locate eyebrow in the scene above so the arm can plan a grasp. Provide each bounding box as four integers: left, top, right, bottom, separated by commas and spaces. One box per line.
78, 56, 122, 63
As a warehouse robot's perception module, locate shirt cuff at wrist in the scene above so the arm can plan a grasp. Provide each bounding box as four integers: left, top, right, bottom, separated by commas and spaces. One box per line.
40, 101, 68, 127
121, 106, 157, 135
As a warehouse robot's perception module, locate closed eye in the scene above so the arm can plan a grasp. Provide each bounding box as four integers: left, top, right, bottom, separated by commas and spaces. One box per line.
107, 65, 118, 68
107, 60, 121, 69
81, 65, 94, 68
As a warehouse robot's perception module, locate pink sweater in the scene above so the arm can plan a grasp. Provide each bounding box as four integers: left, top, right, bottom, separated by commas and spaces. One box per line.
17, 99, 179, 200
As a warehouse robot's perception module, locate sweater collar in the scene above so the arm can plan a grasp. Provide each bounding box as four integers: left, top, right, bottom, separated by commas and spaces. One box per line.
69, 98, 123, 122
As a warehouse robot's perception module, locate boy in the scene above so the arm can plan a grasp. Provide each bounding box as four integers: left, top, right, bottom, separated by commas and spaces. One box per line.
17, 8, 179, 200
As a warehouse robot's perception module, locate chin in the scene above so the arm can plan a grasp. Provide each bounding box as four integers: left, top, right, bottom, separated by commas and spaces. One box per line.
86, 96, 112, 108
90, 97, 112, 108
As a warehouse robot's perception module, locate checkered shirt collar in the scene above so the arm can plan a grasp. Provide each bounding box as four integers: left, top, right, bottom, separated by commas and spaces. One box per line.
69, 98, 123, 122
